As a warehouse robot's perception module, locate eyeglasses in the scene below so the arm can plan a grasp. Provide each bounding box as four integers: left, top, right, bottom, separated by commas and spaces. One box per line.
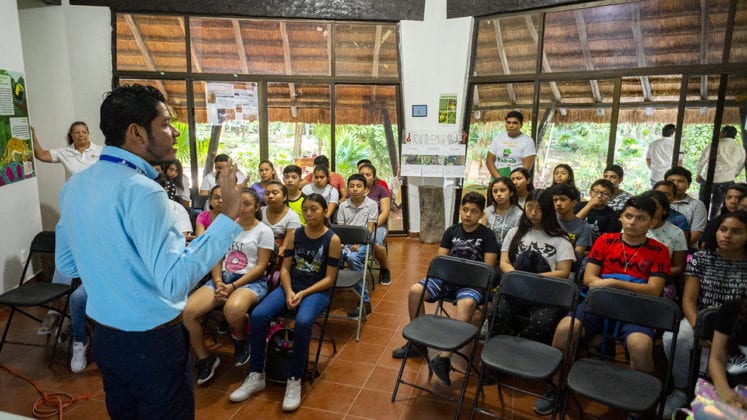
591, 190, 611, 197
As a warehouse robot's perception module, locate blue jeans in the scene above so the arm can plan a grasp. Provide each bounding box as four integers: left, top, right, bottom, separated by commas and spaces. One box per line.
52, 269, 88, 344
248, 286, 330, 379
93, 322, 193, 420
345, 244, 370, 303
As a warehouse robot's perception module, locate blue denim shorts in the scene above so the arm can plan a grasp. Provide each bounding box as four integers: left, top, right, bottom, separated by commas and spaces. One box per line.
419, 277, 484, 305
205, 271, 268, 300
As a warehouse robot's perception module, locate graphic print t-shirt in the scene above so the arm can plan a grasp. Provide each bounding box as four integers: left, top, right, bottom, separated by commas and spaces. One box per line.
222, 223, 275, 275
440, 224, 500, 262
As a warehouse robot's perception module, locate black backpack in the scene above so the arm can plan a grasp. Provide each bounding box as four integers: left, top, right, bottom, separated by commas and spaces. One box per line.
264, 327, 295, 383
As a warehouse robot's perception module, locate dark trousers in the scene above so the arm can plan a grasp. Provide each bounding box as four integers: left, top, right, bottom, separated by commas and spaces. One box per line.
698, 180, 732, 219
93, 322, 194, 420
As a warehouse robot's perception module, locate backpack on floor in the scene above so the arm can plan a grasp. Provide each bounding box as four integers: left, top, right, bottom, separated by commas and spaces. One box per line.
265, 327, 295, 383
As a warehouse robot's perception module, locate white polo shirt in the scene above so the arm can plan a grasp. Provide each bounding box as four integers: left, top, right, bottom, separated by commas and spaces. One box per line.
199, 170, 247, 192
49, 143, 103, 179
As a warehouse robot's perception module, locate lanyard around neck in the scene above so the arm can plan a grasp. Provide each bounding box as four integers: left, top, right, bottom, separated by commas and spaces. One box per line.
100, 154, 147, 177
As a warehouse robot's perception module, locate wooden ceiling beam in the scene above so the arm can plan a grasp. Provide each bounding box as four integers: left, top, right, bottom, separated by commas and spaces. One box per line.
524, 16, 562, 102
279, 22, 298, 118
123, 14, 176, 116
232, 19, 250, 74
699, 0, 710, 100
492, 20, 517, 103
177, 17, 201, 73
574, 10, 602, 103
630, 4, 653, 101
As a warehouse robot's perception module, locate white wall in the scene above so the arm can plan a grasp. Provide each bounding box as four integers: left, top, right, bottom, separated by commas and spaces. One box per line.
19, 3, 110, 231
400, 0, 472, 233
0, 1, 43, 292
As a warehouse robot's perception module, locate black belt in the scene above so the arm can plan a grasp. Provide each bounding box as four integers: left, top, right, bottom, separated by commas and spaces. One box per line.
95, 314, 183, 332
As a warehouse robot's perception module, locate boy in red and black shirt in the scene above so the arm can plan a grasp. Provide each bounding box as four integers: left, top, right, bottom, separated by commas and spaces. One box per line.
532, 195, 671, 416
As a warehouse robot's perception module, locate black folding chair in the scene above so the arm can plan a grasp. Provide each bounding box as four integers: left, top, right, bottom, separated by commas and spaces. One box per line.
329, 225, 372, 341
391, 255, 493, 419
0, 231, 73, 366
562, 287, 681, 418
686, 306, 720, 401
471, 271, 579, 419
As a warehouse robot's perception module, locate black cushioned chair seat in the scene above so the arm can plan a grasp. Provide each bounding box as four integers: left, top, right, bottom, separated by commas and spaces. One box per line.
402, 314, 478, 351
481, 335, 563, 380
0, 283, 70, 307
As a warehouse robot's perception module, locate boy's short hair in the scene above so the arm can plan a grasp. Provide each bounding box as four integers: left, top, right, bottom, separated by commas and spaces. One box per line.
214, 154, 230, 163
664, 166, 692, 184
548, 183, 580, 202
283, 164, 302, 176
662, 124, 676, 137
622, 195, 658, 218
604, 164, 624, 179
590, 179, 615, 193
461, 191, 486, 211
721, 126, 738, 138
313, 155, 330, 167
506, 110, 524, 123
347, 173, 366, 186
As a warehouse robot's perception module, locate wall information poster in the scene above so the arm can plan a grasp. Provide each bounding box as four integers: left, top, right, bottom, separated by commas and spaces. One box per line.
0, 69, 34, 187
401, 131, 466, 177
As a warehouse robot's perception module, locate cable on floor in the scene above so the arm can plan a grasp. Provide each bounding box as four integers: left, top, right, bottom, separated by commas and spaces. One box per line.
0, 363, 92, 419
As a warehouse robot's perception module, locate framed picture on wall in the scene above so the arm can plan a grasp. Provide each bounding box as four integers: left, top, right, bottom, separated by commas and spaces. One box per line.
412, 104, 427, 117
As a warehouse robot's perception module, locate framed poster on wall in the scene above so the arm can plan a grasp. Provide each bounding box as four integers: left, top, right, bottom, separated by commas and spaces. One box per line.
0, 69, 34, 187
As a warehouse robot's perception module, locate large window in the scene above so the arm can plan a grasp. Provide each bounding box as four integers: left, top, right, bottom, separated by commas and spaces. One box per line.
115, 14, 406, 232
467, 0, 747, 203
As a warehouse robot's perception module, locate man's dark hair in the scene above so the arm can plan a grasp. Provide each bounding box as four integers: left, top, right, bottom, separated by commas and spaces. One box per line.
461, 191, 486, 211
313, 155, 330, 167
214, 154, 230, 163
347, 173, 366, 186
283, 164, 302, 176
662, 124, 676, 137
590, 179, 615, 194
100, 84, 165, 147
665, 166, 692, 184
622, 195, 658, 218
641, 190, 670, 219
604, 164, 624, 179
506, 110, 524, 123
721, 126, 738, 138
548, 183, 580, 202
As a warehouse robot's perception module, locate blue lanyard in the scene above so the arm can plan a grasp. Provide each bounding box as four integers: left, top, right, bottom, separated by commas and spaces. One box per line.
99, 154, 147, 177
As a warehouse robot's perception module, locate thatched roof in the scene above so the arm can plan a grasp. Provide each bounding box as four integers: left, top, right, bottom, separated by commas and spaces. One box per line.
115, 14, 399, 125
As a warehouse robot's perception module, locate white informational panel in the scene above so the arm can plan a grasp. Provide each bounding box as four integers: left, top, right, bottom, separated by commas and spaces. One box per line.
400, 131, 466, 178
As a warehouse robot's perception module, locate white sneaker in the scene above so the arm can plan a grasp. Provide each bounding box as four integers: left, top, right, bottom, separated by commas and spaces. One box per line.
728, 354, 747, 376
229, 372, 266, 402
661, 389, 687, 419
282, 377, 302, 412
70, 341, 88, 373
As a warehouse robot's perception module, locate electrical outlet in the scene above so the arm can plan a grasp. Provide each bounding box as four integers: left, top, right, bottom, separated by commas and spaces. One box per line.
19, 248, 28, 262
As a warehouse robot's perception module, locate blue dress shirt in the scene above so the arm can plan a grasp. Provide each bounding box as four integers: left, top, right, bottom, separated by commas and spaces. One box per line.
56, 146, 241, 331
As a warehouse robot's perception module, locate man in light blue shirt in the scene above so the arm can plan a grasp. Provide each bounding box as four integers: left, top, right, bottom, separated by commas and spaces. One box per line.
55, 84, 243, 419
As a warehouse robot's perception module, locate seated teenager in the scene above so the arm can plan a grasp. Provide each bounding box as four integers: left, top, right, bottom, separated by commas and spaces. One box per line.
641, 190, 688, 299
532, 195, 671, 416
183, 188, 274, 385
510, 167, 534, 208
492, 189, 575, 343
301, 165, 339, 220
549, 184, 594, 255
665, 166, 708, 247
228, 194, 341, 412
251, 160, 278, 205
335, 173, 378, 318
283, 164, 305, 225
699, 183, 747, 249
390, 192, 499, 386
709, 297, 747, 410
156, 174, 193, 238
551, 163, 577, 190
261, 180, 302, 282
574, 179, 622, 241
603, 164, 633, 215
661, 210, 747, 417
653, 180, 691, 238
195, 186, 222, 236
481, 176, 523, 249
359, 163, 393, 285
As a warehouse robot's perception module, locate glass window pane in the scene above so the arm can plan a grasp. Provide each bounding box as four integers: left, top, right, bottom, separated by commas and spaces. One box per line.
534, 81, 614, 193
334, 84, 401, 230
335, 23, 399, 78
116, 14, 186, 72
193, 81, 260, 191
544, 0, 728, 72
268, 82, 330, 180
466, 83, 535, 185
473, 15, 539, 76
190, 17, 244, 74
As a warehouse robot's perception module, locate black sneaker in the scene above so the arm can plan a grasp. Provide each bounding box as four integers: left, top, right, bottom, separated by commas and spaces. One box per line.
379, 269, 391, 286
233, 340, 251, 367
347, 302, 372, 318
217, 319, 230, 335
532, 387, 557, 416
196, 354, 220, 386
429, 356, 452, 386
392, 343, 428, 359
